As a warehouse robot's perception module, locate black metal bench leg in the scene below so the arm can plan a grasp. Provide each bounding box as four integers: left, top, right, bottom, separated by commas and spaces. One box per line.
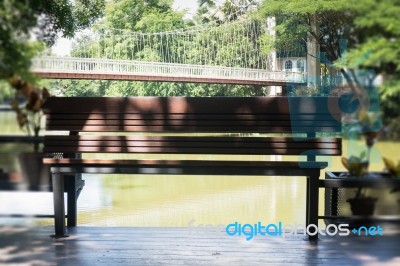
66, 176, 77, 227
307, 172, 319, 241
306, 177, 310, 226
52, 170, 68, 238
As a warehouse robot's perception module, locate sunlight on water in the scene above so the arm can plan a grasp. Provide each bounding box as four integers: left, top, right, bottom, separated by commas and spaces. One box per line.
1, 111, 399, 228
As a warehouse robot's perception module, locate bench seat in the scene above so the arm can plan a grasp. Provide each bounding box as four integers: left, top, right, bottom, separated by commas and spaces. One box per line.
44, 158, 328, 174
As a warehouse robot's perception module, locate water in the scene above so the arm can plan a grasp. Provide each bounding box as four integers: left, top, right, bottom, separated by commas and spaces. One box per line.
1, 111, 399, 227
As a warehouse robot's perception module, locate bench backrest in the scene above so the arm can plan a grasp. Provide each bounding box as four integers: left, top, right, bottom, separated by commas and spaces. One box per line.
43, 97, 342, 157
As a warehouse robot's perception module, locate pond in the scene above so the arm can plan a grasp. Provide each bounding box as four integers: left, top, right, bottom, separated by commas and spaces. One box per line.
0, 111, 399, 227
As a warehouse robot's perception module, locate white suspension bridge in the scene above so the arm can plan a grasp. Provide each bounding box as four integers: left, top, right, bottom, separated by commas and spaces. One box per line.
31, 17, 309, 86
32, 57, 306, 85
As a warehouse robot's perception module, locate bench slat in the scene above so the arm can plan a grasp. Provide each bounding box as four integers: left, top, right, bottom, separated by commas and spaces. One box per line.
46, 125, 340, 133
44, 147, 341, 155
43, 158, 328, 169
43, 96, 342, 115
47, 113, 340, 121
44, 140, 341, 149
46, 120, 340, 129
44, 135, 341, 142
43, 136, 341, 155
44, 159, 328, 177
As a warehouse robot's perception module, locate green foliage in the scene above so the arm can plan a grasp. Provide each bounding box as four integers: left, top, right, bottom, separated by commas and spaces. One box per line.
379, 77, 400, 140
99, 0, 179, 32
135, 9, 187, 33
50, 79, 267, 97
383, 117, 400, 140
195, 0, 259, 24
0, 0, 104, 80
260, 0, 400, 134
0, 80, 14, 102
50, 79, 109, 97
54, 0, 269, 97
259, 0, 399, 72
260, 0, 366, 66
380, 79, 400, 120
289, 85, 320, 96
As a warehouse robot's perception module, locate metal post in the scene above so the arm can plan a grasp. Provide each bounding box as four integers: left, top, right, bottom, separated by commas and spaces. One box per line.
306, 177, 310, 226
308, 172, 320, 240
66, 177, 77, 227
52, 170, 68, 238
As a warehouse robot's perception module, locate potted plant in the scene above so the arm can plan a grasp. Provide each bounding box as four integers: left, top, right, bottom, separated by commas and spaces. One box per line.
341, 152, 369, 177
341, 152, 377, 216
8, 76, 50, 188
341, 111, 381, 216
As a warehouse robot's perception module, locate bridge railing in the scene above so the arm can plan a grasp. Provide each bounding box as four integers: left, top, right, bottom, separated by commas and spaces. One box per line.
32, 56, 307, 83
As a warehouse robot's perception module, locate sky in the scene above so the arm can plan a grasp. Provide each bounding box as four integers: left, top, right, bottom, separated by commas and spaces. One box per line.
52, 0, 202, 56
52, 1, 248, 55
172, 0, 229, 16
172, 0, 199, 17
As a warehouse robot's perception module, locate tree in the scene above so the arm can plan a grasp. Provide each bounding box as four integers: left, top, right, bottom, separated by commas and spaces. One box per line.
64, 0, 192, 96
0, 0, 105, 80
259, 0, 400, 115
96, 0, 186, 32
195, 0, 259, 24
58, 0, 268, 97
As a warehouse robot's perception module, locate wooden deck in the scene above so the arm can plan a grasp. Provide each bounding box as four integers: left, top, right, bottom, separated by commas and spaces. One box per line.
1, 225, 400, 265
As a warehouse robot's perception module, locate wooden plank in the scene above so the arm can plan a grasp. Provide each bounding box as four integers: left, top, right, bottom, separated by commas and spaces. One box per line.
47, 113, 341, 121
44, 135, 342, 143
42, 166, 324, 177
43, 97, 341, 116
42, 158, 327, 168
43, 136, 341, 155
44, 138, 341, 155
45, 124, 341, 133
0, 135, 44, 143
46, 119, 340, 128
45, 123, 341, 134
43, 140, 341, 150
43, 136, 341, 149
43, 146, 341, 155
1, 226, 399, 266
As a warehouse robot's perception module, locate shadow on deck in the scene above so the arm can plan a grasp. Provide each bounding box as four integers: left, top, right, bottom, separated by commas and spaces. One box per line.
0, 225, 400, 265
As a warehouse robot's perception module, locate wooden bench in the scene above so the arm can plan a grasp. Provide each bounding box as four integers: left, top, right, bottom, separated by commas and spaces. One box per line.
42, 96, 343, 239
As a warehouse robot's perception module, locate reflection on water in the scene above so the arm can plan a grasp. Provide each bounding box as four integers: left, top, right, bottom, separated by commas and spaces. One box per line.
0, 110, 21, 134
1, 111, 399, 227
78, 174, 307, 227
